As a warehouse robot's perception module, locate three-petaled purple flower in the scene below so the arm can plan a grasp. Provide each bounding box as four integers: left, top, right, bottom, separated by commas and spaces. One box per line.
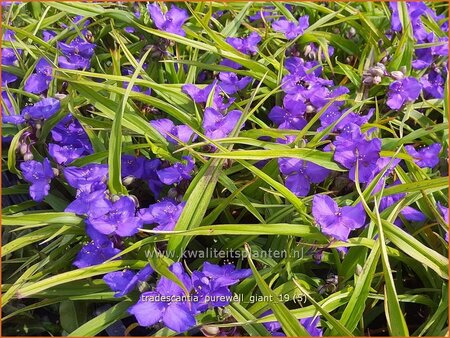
226, 32, 261, 55
58, 35, 96, 70
272, 15, 309, 40
20, 158, 55, 202
65, 182, 111, 218
405, 143, 441, 168
386, 77, 422, 110
312, 195, 366, 241
89, 196, 142, 237
333, 124, 382, 183
103, 264, 154, 298
218, 72, 252, 95
64, 163, 108, 190
139, 200, 185, 231
49, 114, 93, 165
24, 58, 53, 94
129, 262, 196, 333
202, 107, 242, 140
279, 158, 329, 197
151, 118, 197, 144
268, 99, 306, 130
182, 81, 235, 112
73, 223, 121, 268
157, 156, 194, 185
22, 97, 61, 121
148, 3, 189, 36
192, 262, 251, 312
262, 310, 323, 336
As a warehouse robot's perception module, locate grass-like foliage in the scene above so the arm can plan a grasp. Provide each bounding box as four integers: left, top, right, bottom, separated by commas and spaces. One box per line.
1, 1, 448, 336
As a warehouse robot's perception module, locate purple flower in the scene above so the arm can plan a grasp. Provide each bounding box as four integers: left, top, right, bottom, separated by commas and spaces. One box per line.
182, 82, 216, 103
437, 202, 449, 241
129, 262, 196, 333
139, 200, 185, 231
379, 182, 426, 225
22, 98, 60, 121
64, 163, 108, 190
42, 30, 57, 42
389, 2, 439, 42
262, 311, 322, 336
312, 195, 366, 241
148, 3, 189, 36
333, 125, 382, 183
202, 108, 242, 140
2, 30, 20, 66
405, 143, 441, 168
151, 118, 197, 144
73, 240, 120, 268
121, 155, 145, 179
201, 262, 252, 287
157, 156, 194, 185
248, 7, 274, 22
226, 32, 261, 55
142, 158, 164, 198
220, 58, 242, 70
48, 114, 93, 164
24, 58, 53, 94
58, 36, 96, 70
89, 196, 142, 237
319, 108, 373, 133
272, 16, 309, 40
218, 72, 252, 95
50, 114, 92, 153
121, 65, 151, 95
2, 92, 23, 124
48, 143, 85, 165
65, 182, 111, 218
192, 270, 232, 312
103, 265, 154, 298
386, 77, 422, 110
279, 158, 330, 197
268, 100, 307, 130
420, 69, 445, 99
2, 30, 21, 86
73, 238, 120, 268
2, 71, 18, 86
19, 158, 55, 202
182, 82, 235, 112
438, 202, 449, 224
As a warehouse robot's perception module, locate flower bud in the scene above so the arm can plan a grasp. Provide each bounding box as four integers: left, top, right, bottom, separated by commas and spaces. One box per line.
122, 175, 136, 186
346, 27, 356, 39
390, 71, 404, 80
303, 44, 312, 56
363, 76, 374, 85
201, 326, 220, 337
305, 104, 315, 114
19, 143, 29, 155
356, 264, 363, 276
370, 66, 385, 77
54, 93, 67, 100
400, 65, 407, 75
52, 168, 60, 177
110, 194, 121, 203
372, 75, 382, 85
23, 152, 34, 161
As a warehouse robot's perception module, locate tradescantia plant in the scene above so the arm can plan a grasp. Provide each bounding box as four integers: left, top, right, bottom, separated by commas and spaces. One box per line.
1, 1, 449, 336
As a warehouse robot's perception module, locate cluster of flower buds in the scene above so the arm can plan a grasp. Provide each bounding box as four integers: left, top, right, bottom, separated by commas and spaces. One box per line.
362, 63, 387, 85
390, 66, 407, 80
